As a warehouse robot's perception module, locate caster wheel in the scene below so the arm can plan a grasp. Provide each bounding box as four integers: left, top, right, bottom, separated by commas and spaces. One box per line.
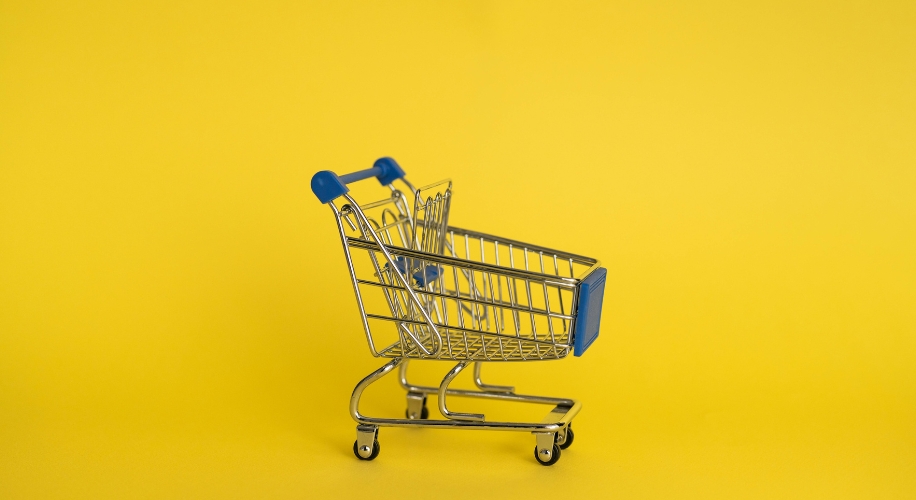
534, 444, 561, 466
558, 427, 575, 450
406, 395, 429, 420
353, 439, 380, 461
405, 406, 429, 419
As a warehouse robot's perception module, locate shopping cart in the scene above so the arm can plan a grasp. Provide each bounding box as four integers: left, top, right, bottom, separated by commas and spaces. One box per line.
311, 157, 608, 465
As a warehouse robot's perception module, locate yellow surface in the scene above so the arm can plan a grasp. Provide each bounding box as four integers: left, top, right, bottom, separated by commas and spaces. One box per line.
1, 1, 914, 498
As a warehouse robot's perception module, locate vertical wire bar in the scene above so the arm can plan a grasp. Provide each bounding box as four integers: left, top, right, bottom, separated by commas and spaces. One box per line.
439, 260, 452, 359
487, 273, 503, 333
524, 249, 542, 357
494, 240, 504, 333
431, 193, 442, 252
468, 268, 481, 331
411, 198, 421, 250
426, 195, 436, 252
420, 253, 434, 350
377, 254, 408, 356
537, 251, 557, 354
554, 254, 567, 333
422, 196, 431, 251
526, 278, 538, 342
488, 272, 505, 360
362, 230, 409, 352
506, 246, 524, 354
508, 244, 521, 335
479, 236, 491, 331
453, 234, 470, 358
420, 196, 429, 252
468, 268, 491, 360
452, 264, 466, 330
543, 280, 556, 344
424, 196, 432, 252
467, 239, 484, 329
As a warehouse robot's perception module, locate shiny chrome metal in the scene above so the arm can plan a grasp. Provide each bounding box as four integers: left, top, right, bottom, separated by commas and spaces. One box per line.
540, 405, 573, 443
324, 169, 598, 462
473, 362, 514, 393
336, 192, 444, 357
333, 196, 602, 361
535, 431, 557, 460
438, 361, 485, 422
355, 424, 378, 459
352, 357, 581, 432
556, 425, 570, 447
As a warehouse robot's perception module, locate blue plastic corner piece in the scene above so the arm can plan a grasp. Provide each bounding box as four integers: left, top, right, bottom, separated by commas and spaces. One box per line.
311, 171, 348, 204
573, 267, 607, 357
373, 157, 406, 186
391, 257, 441, 287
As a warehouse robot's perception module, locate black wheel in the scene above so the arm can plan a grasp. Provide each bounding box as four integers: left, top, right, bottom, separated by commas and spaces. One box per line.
558, 427, 575, 450
533, 444, 561, 466
353, 439, 380, 461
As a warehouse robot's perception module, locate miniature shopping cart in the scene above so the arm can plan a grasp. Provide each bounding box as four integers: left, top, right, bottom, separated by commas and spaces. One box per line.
311, 158, 608, 465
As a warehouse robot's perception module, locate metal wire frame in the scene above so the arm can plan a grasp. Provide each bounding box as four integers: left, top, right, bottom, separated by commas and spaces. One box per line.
331, 185, 602, 362
320, 173, 597, 463
411, 179, 452, 255
333, 180, 451, 358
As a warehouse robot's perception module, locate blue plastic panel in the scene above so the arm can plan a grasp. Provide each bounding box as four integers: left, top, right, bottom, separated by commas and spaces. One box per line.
573, 267, 607, 356
389, 257, 441, 287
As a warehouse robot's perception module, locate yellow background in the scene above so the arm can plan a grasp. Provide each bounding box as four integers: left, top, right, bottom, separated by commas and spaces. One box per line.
1, 1, 914, 498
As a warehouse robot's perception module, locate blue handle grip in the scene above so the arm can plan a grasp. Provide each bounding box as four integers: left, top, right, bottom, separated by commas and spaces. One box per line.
311, 157, 406, 204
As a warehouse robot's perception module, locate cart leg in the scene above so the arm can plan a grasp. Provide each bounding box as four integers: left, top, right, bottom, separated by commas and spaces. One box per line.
438, 361, 485, 422
349, 359, 399, 461
399, 360, 429, 419
472, 362, 514, 393
350, 357, 403, 423
397, 358, 414, 390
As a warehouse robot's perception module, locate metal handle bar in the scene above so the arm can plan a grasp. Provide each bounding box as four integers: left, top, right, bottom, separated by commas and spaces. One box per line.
311, 157, 406, 203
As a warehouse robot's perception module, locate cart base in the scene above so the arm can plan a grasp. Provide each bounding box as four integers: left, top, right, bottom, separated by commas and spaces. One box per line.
349, 358, 580, 465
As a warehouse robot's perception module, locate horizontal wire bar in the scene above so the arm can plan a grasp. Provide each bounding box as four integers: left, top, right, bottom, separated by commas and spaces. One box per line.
347, 238, 584, 285
354, 279, 575, 320
364, 314, 571, 347
445, 225, 598, 265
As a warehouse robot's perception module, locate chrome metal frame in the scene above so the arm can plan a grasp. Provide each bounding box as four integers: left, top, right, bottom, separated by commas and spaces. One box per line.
326, 176, 599, 464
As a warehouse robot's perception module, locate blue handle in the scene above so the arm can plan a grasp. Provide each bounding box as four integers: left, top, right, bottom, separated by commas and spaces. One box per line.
311, 157, 406, 204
